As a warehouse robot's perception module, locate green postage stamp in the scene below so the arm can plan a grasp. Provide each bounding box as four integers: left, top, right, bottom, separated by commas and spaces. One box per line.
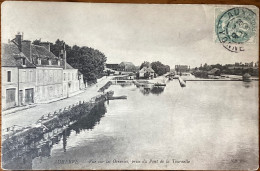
215, 7, 257, 53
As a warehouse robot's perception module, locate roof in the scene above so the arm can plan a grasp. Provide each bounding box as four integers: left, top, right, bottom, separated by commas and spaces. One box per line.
119, 62, 135, 66
3, 41, 76, 70
106, 64, 118, 66
243, 73, 251, 78
64, 63, 75, 69
139, 67, 155, 73
2, 43, 36, 68
78, 70, 83, 75
146, 67, 155, 73
30, 45, 62, 67
208, 68, 220, 75
119, 62, 136, 70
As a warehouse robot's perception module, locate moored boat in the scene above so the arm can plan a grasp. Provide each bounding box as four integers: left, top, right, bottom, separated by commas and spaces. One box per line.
154, 82, 166, 86
243, 73, 251, 82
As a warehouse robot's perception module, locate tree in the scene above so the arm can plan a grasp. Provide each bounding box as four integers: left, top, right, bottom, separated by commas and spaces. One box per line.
106, 70, 111, 76
41, 39, 107, 84
211, 64, 223, 71
32, 39, 41, 45
72, 47, 106, 84
50, 39, 69, 57
151, 61, 170, 76
140, 61, 150, 70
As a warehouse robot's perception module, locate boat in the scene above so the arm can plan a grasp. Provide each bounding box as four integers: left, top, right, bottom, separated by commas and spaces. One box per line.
180, 73, 195, 80
154, 82, 166, 86
178, 77, 186, 87
173, 75, 179, 79
108, 95, 127, 100
243, 73, 251, 82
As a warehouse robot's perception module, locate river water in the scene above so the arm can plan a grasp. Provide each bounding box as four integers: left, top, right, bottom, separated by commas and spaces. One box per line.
9, 79, 260, 169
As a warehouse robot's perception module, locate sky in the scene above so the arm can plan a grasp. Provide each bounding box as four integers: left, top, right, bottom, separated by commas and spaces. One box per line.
1, 2, 259, 68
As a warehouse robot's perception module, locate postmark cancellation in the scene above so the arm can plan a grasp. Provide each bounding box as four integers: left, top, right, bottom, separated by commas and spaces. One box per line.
215, 6, 258, 53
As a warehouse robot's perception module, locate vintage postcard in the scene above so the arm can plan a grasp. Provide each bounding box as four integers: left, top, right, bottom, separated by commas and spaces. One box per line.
1, 2, 259, 170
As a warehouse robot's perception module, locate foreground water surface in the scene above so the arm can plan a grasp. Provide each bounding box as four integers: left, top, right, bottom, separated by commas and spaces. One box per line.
9, 79, 259, 170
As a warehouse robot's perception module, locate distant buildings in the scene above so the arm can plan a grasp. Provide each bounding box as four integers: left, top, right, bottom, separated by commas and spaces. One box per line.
175, 65, 190, 73
208, 68, 221, 76
139, 67, 155, 79
227, 61, 259, 69
105, 64, 119, 71
2, 33, 84, 110
118, 62, 137, 72
105, 62, 138, 73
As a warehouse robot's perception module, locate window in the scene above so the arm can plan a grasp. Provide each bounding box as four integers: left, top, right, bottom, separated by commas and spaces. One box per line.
22, 71, 26, 82
64, 73, 66, 81
22, 58, 26, 65
7, 71, 11, 82
6, 88, 16, 103
38, 58, 41, 65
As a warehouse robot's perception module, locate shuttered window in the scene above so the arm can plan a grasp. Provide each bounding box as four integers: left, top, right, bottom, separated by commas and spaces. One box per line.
7, 71, 11, 82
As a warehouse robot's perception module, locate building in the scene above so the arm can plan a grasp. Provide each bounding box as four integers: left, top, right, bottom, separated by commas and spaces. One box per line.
208, 68, 221, 76
139, 67, 155, 79
60, 44, 85, 97
12, 34, 64, 103
175, 65, 190, 73
2, 42, 36, 110
118, 62, 137, 72
105, 64, 119, 71
228, 62, 259, 69
32, 44, 64, 103
78, 71, 85, 90
2, 33, 85, 109
63, 63, 80, 97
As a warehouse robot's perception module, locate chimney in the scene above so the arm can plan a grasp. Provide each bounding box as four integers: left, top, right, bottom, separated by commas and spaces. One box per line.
59, 43, 67, 69
15, 34, 22, 52
21, 40, 32, 62
39, 42, 51, 52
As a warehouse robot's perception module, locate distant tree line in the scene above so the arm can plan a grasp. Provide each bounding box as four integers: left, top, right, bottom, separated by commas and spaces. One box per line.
193, 63, 259, 77
33, 39, 107, 84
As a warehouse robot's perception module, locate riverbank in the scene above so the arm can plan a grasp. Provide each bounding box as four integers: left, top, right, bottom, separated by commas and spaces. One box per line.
2, 91, 114, 170
2, 76, 114, 130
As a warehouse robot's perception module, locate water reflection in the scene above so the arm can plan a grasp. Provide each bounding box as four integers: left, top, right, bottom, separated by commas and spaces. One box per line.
242, 81, 252, 88
119, 83, 133, 88
2, 102, 107, 170
139, 86, 165, 96
69, 102, 107, 133
150, 86, 165, 95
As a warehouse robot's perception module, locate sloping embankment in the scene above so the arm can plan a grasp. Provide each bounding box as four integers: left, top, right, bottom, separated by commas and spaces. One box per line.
98, 81, 112, 92
2, 91, 114, 166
